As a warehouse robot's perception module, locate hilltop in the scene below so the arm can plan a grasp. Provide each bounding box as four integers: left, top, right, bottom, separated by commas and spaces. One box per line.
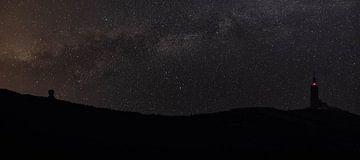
1, 89, 360, 157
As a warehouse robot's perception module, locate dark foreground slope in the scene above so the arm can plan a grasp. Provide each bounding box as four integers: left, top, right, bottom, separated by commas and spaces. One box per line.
1, 89, 360, 157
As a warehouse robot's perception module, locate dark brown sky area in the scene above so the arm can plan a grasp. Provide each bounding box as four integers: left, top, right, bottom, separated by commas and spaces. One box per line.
0, 0, 359, 115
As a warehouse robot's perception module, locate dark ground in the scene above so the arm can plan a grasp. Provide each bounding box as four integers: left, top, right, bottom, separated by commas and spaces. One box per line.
1, 89, 360, 158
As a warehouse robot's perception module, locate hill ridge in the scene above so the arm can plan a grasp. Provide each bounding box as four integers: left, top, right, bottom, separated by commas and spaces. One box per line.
1, 88, 360, 155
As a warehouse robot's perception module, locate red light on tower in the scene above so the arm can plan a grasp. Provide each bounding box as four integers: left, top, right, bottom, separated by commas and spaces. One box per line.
312, 72, 317, 86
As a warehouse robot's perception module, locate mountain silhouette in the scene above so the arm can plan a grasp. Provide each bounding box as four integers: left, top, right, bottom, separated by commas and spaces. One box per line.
1, 88, 360, 158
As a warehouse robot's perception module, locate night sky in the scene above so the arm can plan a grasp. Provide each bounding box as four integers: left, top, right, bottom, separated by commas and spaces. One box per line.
0, 0, 359, 115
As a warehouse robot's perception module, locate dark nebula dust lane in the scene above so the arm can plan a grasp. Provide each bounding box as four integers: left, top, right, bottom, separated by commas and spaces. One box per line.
0, 0, 359, 115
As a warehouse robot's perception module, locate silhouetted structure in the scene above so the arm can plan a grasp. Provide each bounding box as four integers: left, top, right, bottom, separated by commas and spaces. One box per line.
310, 75, 319, 107
48, 89, 55, 99
310, 74, 329, 109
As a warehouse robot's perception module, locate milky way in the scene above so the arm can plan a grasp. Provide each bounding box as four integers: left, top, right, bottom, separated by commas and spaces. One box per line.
0, 0, 359, 115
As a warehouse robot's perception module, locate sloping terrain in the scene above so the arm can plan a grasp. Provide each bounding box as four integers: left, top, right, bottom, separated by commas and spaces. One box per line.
1, 89, 360, 157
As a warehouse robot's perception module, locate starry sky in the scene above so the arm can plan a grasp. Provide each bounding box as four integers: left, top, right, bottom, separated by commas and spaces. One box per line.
0, 0, 359, 115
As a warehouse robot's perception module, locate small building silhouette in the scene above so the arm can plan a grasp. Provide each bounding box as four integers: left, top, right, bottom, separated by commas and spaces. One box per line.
310, 74, 329, 109
48, 89, 56, 100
